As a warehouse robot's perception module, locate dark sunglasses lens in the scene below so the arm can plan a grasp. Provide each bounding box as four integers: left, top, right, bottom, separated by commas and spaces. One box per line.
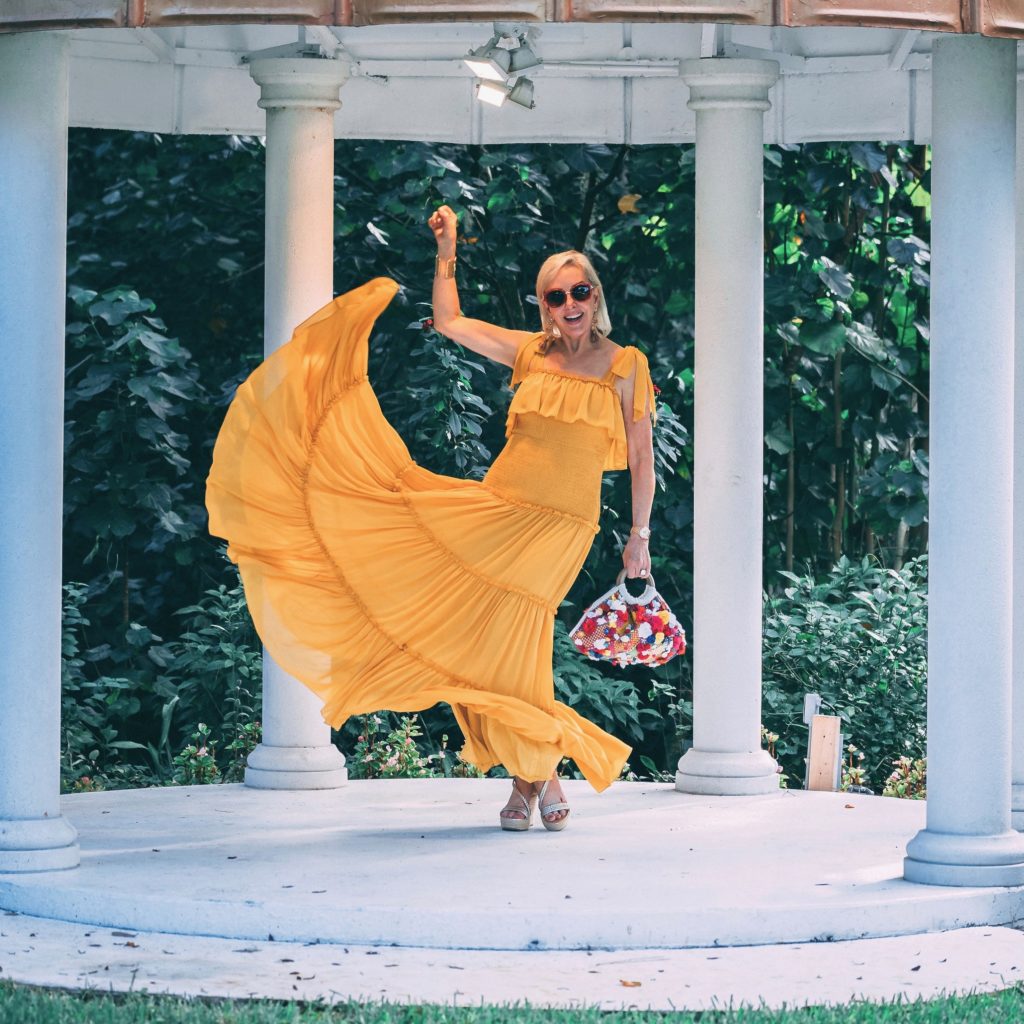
545, 284, 592, 307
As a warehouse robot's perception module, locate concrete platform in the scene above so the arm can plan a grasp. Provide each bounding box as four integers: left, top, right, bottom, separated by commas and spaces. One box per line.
1, 780, 1023, 951
3, 912, 1024, 1011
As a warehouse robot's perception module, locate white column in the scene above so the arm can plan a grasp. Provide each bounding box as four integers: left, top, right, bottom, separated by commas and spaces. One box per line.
675, 58, 781, 797
0, 33, 79, 871
243, 57, 349, 790
905, 34, 1024, 885
1013, 74, 1024, 831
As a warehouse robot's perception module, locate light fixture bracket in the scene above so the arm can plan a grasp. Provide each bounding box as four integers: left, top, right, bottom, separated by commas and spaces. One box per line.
463, 23, 541, 84
464, 22, 541, 110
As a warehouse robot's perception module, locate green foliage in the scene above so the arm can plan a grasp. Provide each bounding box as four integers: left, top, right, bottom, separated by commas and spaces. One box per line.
762, 555, 928, 789
60, 568, 262, 791
763, 142, 930, 573
172, 722, 221, 785
64, 284, 206, 624
222, 721, 263, 784
394, 320, 495, 478
347, 714, 442, 779
552, 620, 660, 746
63, 130, 937, 787
432, 733, 489, 779
60, 581, 161, 792
883, 755, 927, 800
840, 743, 869, 792
157, 573, 263, 758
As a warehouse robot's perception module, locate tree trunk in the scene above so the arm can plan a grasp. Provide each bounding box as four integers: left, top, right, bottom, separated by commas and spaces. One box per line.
831, 350, 845, 563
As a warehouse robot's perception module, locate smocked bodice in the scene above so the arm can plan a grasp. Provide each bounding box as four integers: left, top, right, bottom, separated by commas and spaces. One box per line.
481, 333, 657, 525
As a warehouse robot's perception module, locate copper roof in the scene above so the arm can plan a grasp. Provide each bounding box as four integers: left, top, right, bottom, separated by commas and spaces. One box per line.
2, 1, 1023, 37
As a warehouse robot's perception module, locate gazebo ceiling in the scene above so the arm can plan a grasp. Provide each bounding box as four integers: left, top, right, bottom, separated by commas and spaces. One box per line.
4, 3, 1021, 144
28, 19, 964, 145
2, 0, 1024, 37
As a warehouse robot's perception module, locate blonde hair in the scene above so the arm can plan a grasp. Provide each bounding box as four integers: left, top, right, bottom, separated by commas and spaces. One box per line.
535, 250, 612, 353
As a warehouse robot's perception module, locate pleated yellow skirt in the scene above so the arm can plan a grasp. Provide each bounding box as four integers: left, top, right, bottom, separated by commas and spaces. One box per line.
206, 277, 632, 791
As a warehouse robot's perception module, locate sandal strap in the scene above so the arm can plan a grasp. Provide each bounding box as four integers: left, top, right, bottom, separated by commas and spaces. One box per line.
538, 779, 570, 815
502, 783, 533, 820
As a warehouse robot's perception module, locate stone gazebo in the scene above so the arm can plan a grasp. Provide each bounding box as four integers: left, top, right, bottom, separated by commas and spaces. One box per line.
2, 1, 1024, 949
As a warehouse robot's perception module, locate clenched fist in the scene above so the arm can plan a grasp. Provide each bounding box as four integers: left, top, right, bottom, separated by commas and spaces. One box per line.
428, 205, 458, 258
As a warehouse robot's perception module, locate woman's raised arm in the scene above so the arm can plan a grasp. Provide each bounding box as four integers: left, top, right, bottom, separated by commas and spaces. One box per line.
428, 205, 534, 369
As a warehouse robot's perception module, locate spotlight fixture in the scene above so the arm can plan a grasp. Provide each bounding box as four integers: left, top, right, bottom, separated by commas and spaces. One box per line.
464, 25, 540, 110
475, 76, 535, 110
476, 79, 512, 106
464, 35, 541, 81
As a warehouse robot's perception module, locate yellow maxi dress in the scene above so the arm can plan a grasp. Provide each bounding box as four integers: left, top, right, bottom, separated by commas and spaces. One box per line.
206, 277, 656, 792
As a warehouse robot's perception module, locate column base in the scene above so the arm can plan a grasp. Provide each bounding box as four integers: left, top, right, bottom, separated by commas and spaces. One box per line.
0, 815, 79, 873
244, 743, 348, 790
904, 827, 1024, 886
675, 748, 780, 796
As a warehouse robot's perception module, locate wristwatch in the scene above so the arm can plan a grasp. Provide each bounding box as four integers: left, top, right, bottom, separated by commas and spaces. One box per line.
630, 525, 651, 540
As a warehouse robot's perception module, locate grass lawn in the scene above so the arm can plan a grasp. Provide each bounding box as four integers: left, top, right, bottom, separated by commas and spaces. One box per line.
3, 982, 1024, 1023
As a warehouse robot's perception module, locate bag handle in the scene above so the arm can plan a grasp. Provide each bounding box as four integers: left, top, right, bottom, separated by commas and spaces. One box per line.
615, 568, 657, 605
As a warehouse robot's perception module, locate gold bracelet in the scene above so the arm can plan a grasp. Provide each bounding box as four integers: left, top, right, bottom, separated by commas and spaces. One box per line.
435, 255, 457, 280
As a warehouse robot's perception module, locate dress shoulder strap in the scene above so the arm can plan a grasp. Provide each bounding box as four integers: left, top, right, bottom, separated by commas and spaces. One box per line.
510, 332, 545, 387
609, 345, 657, 425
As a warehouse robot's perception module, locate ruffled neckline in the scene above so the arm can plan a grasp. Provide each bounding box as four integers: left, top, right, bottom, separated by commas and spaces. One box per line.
506, 336, 656, 472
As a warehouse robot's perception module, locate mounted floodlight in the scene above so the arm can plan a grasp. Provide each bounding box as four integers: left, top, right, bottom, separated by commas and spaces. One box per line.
506, 77, 535, 109
509, 44, 541, 75
464, 29, 541, 84
464, 36, 510, 82
476, 78, 512, 106
474, 76, 535, 110
464, 41, 540, 81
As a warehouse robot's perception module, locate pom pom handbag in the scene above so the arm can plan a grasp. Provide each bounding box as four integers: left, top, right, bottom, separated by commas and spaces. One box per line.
568, 570, 687, 668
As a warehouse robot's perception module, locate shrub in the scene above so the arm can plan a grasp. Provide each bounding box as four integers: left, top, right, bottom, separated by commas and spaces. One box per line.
60, 567, 263, 790
172, 722, 221, 785
60, 581, 161, 791
762, 554, 927, 790
432, 733, 488, 779
552, 618, 661, 747
883, 755, 927, 799
347, 714, 442, 779
157, 570, 263, 762
62, 555, 930, 794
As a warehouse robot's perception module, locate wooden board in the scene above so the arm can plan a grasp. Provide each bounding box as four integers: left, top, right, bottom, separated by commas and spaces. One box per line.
806, 713, 841, 792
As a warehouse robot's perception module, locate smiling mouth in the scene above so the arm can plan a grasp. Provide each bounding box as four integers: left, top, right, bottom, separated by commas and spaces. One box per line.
564, 311, 584, 323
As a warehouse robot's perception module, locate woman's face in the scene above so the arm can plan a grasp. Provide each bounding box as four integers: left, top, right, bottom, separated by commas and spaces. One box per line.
542, 262, 598, 344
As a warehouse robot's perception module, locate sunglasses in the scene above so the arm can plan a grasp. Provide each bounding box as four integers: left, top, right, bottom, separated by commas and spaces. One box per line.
544, 282, 593, 308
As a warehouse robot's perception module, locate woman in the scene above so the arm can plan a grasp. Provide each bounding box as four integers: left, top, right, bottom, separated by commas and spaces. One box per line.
205, 203, 656, 833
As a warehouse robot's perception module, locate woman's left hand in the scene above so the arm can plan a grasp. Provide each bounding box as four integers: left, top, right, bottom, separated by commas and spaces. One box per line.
622, 534, 651, 579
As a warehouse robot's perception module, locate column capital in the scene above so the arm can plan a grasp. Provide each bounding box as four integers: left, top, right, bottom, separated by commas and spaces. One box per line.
679, 57, 779, 112
249, 56, 349, 111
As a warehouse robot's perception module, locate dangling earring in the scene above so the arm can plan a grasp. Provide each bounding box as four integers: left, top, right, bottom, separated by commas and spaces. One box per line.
550, 324, 561, 339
